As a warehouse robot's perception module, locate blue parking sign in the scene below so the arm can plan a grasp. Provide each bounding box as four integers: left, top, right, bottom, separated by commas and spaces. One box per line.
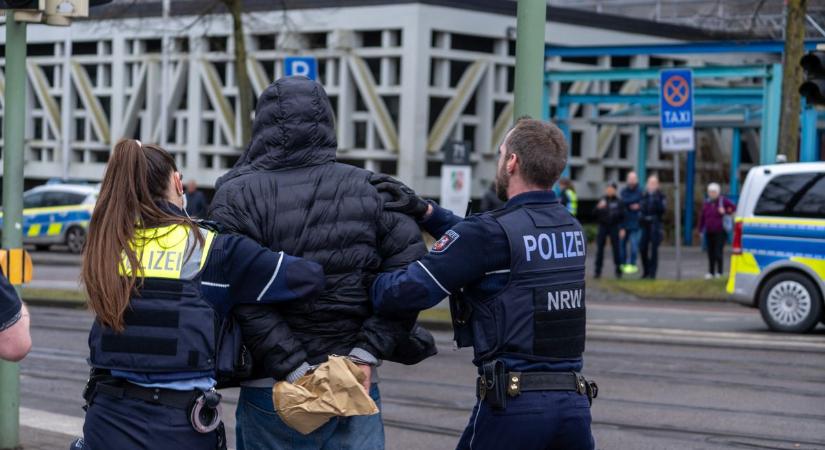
284, 56, 318, 81
659, 69, 694, 151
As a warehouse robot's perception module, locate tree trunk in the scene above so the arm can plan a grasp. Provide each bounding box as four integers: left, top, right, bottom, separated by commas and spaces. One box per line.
778, 0, 807, 162
223, 0, 252, 147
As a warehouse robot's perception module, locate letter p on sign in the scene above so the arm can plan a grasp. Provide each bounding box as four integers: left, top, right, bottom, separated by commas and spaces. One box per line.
284, 56, 318, 81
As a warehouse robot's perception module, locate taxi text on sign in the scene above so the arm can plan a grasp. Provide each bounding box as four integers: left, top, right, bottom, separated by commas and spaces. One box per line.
284, 56, 318, 81
659, 69, 695, 152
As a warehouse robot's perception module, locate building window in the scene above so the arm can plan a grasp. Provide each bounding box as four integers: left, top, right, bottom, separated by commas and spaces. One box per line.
571, 131, 582, 157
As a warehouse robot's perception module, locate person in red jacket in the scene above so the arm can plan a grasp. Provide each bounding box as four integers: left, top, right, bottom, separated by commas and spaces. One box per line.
698, 182, 736, 279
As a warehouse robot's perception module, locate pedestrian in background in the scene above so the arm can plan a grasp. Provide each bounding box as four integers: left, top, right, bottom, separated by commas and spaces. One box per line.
699, 182, 735, 279
185, 180, 209, 218
619, 171, 642, 274
639, 175, 666, 279
593, 182, 624, 279
559, 177, 578, 216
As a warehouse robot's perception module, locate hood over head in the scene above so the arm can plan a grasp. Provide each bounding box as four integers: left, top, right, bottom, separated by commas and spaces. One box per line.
216, 76, 337, 189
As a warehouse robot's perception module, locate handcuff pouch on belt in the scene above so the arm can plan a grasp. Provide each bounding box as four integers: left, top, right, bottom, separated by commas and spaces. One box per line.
478, 360, 508, 409
449, 289, 474, 348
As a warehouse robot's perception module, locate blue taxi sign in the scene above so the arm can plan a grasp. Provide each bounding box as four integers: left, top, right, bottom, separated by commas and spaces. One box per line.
659, 69, 694, 152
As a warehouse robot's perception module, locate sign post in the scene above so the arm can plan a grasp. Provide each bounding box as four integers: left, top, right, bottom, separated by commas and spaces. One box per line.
440, 141, 473, 217
284, 56, 318, 80
659, 69, 695, 282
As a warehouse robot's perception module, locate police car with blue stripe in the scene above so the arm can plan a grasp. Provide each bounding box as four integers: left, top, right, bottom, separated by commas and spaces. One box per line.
727, 162, 825, 333
0, 183, 97, 253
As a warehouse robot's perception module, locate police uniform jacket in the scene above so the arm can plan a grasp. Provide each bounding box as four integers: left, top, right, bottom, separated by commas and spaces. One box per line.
372, 191, 586, 373
87, 203, 325, 387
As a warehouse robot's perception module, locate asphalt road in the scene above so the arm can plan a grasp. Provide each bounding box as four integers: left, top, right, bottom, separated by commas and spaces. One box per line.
16, 297, 825, 450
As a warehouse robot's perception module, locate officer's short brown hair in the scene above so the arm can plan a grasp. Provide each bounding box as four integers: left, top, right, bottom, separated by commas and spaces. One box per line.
504, 117, 568, 188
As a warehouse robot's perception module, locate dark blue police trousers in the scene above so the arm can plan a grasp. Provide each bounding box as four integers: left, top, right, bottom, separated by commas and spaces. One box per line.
456, 391, 594, 450
79, 391, 221, 450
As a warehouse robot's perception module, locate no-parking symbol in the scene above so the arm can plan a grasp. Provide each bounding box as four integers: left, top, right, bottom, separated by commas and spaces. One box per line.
660, 69, 695, 152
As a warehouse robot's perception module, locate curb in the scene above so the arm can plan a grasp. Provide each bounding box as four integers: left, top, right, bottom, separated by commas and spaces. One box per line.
24, 297, 87, 309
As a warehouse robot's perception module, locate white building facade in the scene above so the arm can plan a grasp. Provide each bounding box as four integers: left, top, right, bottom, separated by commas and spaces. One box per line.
0, 0, 769, 200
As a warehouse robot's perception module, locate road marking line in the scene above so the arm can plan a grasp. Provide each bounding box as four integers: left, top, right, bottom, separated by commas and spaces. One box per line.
591, 324, 825, 342
588, 324, 825, 352
589, 302, 752, 316
20, 406, 83, 437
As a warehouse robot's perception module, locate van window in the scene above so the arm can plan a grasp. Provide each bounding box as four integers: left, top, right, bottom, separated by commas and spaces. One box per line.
754, 172, 825, 219
792, 175, 825, 218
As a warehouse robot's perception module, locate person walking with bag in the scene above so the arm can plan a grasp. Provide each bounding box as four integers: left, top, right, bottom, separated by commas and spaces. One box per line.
698, 182, 735, 279
72, 140, 324, 450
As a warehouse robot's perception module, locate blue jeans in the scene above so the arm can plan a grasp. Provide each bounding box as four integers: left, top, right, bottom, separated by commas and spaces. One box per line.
456, 391, 594, 450
236, 384, 384, 450
620, 228, 641, 266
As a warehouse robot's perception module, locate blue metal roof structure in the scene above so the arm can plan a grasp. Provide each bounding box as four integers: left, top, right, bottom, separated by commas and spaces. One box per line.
544, 40, 824, 245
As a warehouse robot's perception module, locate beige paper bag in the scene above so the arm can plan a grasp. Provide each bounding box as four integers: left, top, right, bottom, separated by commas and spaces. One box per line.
273, 356, 379, 435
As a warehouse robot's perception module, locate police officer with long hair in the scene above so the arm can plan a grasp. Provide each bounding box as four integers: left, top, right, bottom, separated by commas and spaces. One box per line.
73, 139, 325, 449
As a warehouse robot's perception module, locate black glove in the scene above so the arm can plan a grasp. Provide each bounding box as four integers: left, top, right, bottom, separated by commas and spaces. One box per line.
370, 173, 430, 220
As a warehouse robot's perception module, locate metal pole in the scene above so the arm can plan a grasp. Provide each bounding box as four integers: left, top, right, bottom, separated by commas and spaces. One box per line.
637, 125, 648, 183
0, 12, 27, 450
61, 31, 73, 181
160, 0, 171, 146
673, 153, 682, 282
730, 128, 741, 198
800, 103, 818, 162
513, 0, 546, 120
684, 150, 695, 246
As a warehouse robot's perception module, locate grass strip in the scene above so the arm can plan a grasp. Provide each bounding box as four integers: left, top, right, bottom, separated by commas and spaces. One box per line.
592, 278, 728, 301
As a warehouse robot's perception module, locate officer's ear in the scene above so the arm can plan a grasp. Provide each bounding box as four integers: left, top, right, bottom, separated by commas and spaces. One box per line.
173, 172, 184, 197
506, 152, 518, 175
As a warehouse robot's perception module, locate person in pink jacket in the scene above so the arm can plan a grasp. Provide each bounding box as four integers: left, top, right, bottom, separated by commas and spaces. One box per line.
698, 182, 736, 279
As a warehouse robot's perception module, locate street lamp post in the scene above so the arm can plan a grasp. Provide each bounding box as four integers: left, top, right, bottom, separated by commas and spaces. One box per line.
513, 0, 547, 121
0, 11, 28, 450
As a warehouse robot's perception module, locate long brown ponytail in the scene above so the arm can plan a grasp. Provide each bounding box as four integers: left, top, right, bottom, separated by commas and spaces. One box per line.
81, 139, 201, 332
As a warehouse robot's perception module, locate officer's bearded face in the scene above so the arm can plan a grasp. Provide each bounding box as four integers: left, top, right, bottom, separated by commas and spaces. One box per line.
495, 144, 510, 202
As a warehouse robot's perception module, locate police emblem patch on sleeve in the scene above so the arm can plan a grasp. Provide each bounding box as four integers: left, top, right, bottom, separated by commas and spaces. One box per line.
431, 230, 460, 254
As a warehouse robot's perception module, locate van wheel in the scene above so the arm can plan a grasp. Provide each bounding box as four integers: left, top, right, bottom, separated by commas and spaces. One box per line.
66, 227, 86, 254
759, 272, 822, 333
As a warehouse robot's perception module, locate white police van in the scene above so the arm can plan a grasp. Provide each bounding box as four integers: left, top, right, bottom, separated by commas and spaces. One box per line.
0, 183, 97, 253
727, 162, 825, 333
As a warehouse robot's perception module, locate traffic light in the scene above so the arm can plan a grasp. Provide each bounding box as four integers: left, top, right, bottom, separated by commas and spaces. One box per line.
0, 0, 40, 8
800, 50, 825, 106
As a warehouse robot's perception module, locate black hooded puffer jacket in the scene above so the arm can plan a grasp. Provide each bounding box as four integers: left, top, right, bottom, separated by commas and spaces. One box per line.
210, 76, 432, 380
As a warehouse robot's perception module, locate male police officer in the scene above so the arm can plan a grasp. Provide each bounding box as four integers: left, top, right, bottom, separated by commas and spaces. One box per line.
371, 118, 596, 450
